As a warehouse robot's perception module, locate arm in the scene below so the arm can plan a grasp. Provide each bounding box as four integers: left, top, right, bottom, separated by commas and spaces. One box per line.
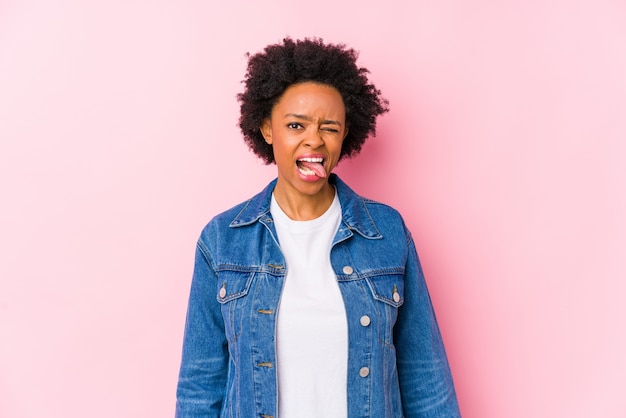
175, 240, 228, 418
394, 233, 461, 417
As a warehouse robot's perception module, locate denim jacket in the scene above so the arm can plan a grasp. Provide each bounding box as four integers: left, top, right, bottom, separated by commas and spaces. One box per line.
176, 174, 460, 418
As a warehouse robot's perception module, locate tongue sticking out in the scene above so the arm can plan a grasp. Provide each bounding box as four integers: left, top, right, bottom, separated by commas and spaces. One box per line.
299, 161, 327, 178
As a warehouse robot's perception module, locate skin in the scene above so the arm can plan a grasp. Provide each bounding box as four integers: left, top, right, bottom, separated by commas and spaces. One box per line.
260, 82, 348, 221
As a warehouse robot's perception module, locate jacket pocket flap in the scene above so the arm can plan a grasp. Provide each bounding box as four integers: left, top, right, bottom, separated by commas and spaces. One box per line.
366, 274, 404, 308
216, 270, 253, 303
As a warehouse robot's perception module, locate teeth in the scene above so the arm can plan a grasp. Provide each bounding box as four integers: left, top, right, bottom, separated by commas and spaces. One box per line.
297, 157, 323, 163
298, 166, 316, 176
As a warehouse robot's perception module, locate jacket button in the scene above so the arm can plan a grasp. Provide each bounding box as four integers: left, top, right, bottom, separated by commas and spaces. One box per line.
219, 287, 226, 298
342, 266, 353, 275
359, 367, 370, 377
393, 291, 400, 303
359, 315, 371, 326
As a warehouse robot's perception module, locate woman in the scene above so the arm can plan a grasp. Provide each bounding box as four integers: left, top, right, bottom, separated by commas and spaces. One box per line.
176, 38, 460, 418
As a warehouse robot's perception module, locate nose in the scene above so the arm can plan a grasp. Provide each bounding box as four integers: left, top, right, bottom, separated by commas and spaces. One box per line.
303, 127, 324, 148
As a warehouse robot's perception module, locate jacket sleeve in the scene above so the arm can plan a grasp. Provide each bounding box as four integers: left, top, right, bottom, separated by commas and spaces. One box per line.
394, 230, 461, 417
175, 238, 228, 418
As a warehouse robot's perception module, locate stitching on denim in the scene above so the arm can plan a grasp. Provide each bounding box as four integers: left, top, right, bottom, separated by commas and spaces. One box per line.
365, 277, 405, 308
336, 267, 405, 282
360, 200, 384, 238
196, 240, 217, 272
229, 198, 253, 226
216, 264, 287, 276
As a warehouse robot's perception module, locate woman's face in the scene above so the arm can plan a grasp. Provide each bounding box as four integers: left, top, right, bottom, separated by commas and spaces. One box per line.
260, 82, 348, 201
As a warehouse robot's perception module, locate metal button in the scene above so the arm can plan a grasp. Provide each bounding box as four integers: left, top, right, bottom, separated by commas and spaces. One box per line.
359, 367, 370, 377
342, 266, 353, 275
360, 315, 371, 326
393, 291, 400, 303
219, 287, 226, 298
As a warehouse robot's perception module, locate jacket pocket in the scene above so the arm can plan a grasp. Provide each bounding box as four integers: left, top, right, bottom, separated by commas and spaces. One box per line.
365, 273, 405, 346
216, 269, 255, 344
365, 273, 405, 308
216, 269, 253, 303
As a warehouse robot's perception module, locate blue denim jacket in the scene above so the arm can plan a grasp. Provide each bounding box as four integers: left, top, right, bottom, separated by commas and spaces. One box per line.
176, 174, 460, 418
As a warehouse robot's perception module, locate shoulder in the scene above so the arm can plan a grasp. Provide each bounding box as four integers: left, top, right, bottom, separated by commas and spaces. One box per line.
198, 198, 256, 242
363, 195, 406, 225
211, 199, 253, 227
363, 197, 412, 242
199, 178, 276, 238
333, 175, 411, 242
361, 196, 403, 219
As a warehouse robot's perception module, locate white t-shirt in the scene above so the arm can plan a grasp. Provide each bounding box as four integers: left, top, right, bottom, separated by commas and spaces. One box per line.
271, 192, 348, 418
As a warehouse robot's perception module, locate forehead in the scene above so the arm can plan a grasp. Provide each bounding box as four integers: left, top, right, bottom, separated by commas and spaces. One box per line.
272, 82, 345, 116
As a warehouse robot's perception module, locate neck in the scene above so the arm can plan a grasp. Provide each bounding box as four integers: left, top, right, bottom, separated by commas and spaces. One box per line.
272, 182, 335, 221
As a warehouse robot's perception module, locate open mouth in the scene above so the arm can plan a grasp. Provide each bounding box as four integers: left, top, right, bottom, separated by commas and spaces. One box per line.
296, 157, 326, 178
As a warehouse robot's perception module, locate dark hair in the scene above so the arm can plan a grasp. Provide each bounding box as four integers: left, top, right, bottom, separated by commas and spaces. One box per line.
238, 37, 389, 164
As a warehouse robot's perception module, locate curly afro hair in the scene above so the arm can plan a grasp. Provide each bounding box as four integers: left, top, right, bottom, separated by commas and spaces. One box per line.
238, 37, 389, 164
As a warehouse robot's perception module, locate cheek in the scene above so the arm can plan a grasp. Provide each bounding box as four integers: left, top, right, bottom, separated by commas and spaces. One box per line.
332, 137, 345, 155
329, 144, 343, 166
272, 142, 292, 165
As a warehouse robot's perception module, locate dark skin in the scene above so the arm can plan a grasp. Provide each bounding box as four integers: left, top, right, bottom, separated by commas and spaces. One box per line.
260, 82, 349, 221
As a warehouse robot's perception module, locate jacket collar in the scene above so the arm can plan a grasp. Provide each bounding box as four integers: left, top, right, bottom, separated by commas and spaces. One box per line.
229, 174, 382, 239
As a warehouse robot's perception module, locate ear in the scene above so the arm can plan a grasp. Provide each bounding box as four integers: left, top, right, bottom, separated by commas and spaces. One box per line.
260, 118, 273, 144
342, 127, 349, 140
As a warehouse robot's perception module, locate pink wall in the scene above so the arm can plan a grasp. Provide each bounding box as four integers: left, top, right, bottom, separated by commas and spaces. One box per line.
1, 1, 625, 416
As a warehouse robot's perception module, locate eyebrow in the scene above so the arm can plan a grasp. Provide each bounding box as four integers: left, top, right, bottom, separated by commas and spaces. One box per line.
284, 113, 343, 126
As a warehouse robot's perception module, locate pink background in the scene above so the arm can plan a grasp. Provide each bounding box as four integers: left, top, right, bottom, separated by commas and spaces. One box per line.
1, 1, 625, 417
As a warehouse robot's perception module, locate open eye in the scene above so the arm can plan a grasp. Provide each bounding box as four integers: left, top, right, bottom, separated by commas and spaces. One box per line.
287, 122, 303, 130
